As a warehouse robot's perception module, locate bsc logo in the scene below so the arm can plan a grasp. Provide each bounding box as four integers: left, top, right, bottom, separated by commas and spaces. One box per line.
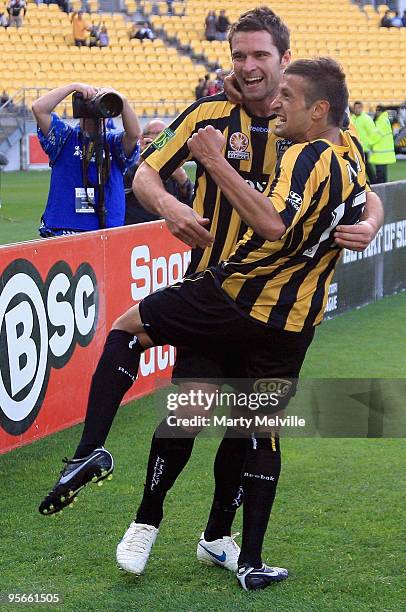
0, 259, 98, 436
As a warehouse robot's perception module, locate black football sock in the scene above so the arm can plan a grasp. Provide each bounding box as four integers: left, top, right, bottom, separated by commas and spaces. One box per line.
238, 435, 281, 569
204, 427, 250, 541
73, 329, 142, 459
135, 418, 196, 528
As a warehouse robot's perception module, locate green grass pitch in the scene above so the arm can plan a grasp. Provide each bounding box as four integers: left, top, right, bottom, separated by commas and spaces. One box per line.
0, 171, 405, 610
0, 161, 406, 245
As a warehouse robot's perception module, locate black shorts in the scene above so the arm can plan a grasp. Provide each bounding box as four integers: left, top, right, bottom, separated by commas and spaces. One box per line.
139, 270, 315, 389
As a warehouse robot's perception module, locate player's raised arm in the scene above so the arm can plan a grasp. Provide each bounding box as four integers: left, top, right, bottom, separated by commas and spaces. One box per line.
187, 126, 286, 241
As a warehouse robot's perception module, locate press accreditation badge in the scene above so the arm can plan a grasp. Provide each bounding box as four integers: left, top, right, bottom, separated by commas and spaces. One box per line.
75, 187, 96, 213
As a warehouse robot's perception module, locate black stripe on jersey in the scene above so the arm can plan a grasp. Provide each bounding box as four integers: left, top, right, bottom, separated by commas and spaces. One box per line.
207, 194, 234, 266
267, 264, 311, 329
285, 176, 329, 254
237, 221, 248, 242
234, 256, 294, 311
302, 251, 340, 329
157, 115, 232, 180
169, 92, 228, 132
224, 105, 245, 171
158, 142, 190, 180
250, 117, 271, 174
298, 153, 343, 256
278, 141, 330, 229
229, 152, 329, 276
350, 134, 366, 164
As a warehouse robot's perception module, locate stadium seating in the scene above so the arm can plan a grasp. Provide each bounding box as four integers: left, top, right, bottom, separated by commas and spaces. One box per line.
1, 1, 404, 117
152, 0, 406, 110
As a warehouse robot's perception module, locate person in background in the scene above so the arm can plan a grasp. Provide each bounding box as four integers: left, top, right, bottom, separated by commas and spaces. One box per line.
216, 9, 230, 41
0, 11, 9, 27
124, 119, 193, 225
205, 10, 216, 41
98, 25, 109, 47
195, 77, 208, 100
206, 80, 217, 96
391, 10, 403, 27
369, 104, 396, 183
380, 10, 392, 27
351, 100, 377, 183
134, 21, 154, 40
0, 90, 11, 106
7, 0, 26, 28
71, 11, 89, 46
32, 82, 141, 236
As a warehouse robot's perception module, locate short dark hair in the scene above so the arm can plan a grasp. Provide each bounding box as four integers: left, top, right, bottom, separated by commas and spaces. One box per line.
228, 6, 290, 58
285, 57, 348, 127
353, 101, 362, 106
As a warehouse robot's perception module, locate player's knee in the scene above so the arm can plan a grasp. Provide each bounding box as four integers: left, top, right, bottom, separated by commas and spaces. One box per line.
112, 304, 154, 348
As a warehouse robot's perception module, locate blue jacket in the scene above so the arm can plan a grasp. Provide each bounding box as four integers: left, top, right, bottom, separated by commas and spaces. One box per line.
38, 114, 139, 234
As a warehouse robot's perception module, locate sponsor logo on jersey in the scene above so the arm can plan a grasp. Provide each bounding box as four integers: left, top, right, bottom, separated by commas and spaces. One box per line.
249, 125, 270, 134
286, 191, 303, 211
152, 127, 175, 150
276, 138, 292, 158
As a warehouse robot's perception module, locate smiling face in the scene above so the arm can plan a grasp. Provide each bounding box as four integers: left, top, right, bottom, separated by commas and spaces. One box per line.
230, 30, 290, 114
271, 74, 318, 142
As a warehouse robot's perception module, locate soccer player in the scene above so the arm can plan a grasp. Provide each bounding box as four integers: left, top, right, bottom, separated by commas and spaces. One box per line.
40, 48, 383, 590
125, 58, 381, 590
39, 8, 294, 544
39, 5, 381, 569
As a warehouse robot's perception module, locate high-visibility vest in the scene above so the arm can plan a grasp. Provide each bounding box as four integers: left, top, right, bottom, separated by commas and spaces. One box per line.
369, 111, 396, 165
351, 112, 376, 153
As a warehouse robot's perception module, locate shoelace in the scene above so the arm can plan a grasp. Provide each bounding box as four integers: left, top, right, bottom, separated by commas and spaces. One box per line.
123, 526, 155, 552
227, 532, 240, 550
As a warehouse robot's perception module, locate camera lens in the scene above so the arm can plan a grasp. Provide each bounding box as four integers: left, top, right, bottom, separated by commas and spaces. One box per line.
98, 93, 123, 117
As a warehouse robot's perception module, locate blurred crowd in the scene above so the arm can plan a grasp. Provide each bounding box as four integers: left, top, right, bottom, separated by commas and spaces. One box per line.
205, 9, 230, 41
380, 9, 406, 27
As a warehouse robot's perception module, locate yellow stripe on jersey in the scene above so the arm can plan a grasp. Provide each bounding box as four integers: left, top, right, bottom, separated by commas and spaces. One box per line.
214, 130, 367, 331
141, 93, 292, 274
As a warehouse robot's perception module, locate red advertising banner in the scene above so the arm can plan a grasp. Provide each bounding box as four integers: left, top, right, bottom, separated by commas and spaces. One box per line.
28, 134, 49, 165
0, 223, 191, 454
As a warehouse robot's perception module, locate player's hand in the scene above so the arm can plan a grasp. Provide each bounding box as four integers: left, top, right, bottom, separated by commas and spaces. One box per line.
223, 71, 243, 104
73, 83, 99, 100
165, 202, 214, 249
334, 220, 378, 251
187, 126, 226, 166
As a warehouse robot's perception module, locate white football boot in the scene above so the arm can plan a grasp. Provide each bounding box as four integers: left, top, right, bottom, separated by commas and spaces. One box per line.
197, 532, 240, 572
116, 522, 158, 575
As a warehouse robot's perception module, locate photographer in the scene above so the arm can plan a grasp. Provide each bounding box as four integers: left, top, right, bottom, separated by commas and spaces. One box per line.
32, 82, 141, 237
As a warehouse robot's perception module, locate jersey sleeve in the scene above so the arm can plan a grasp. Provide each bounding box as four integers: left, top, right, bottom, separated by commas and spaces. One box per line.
37, 113, 72, 164
267, 143, 326, 232
142, 95, 232, 180
141, 99, 211, 181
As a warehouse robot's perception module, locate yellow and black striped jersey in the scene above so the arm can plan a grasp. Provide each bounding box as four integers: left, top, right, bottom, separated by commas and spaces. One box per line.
213, 130, 367, 332
142, 92, 292, 274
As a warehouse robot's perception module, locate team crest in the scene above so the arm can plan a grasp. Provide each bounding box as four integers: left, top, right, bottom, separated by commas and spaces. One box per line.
228, 131, 250, 160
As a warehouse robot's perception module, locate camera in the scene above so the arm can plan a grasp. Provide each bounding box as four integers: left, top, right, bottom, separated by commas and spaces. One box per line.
72, 91, 123, 119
